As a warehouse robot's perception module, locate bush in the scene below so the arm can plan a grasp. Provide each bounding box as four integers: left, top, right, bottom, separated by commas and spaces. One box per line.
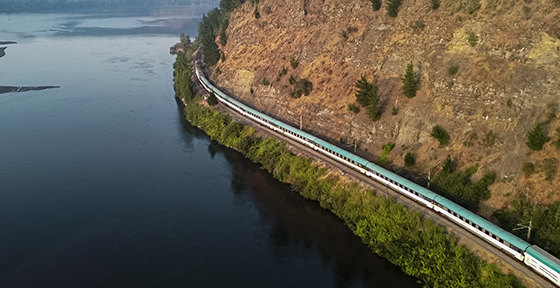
348, 103, 361, 114
405, 152, 415, 167
250, 88, 254, 94
290, 56, 299, 69
370, 0, 381, 10
526, 122, 550, 151
289, 78, 313, 98
207, 92, 218, 106
431, 0, 440, 9
263, 78, 269, 86
378, 142, 395, 164
392, 107, 399, 115
432, 125, 450, 147
468, 32, 478, 47
522, 162, 535, 177
289, 75, 296, 85
448, 66, 459, 75
433, 157, 495, 209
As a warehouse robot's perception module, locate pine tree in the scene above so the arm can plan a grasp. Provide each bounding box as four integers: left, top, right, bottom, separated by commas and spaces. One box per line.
402, 62, 417, 98
431, 125, 450, 146
386, 0, 402, 17
355, 75, 374, 107
366, 86, 381, 121
370, 0, 382, 11
526, 122, 551, 151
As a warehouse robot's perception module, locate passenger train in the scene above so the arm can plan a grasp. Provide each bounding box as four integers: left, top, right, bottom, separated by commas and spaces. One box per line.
194, 60, 560, 286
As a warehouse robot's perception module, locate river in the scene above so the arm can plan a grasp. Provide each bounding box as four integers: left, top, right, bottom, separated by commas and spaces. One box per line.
0, 5, 419, 287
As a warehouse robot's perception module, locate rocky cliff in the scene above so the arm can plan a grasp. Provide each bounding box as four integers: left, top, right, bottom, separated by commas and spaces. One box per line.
211, 0, 560, 214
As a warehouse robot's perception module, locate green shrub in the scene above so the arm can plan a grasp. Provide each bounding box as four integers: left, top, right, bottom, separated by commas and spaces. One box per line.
250, 88, 254, 94
526, 122, 550, 151
431, 0, 440, 9
370, 0, 382, 10
432, 125, 450, 146
348, 103, 361, 113
263, 78, 270, 86
522, 162, 535, 177
377, 142, 395, 165
405, 152, 415, 167
289, 75, 296, 85
289, 78, 313, 98
468, 32, 478, 47
290, 56, 299, 69
207, 92, 218, 106
448, 66, 459, 75
433, 157, 495, 209
392, 107, 399, 115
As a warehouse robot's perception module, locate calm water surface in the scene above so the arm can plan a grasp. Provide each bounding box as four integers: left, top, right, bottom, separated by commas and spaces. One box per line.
0, 7, 420, 288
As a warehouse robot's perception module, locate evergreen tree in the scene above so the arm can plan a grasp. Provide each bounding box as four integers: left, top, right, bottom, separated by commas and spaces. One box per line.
180, 33, 190, 48
370, 0, 382, 10
386, 0, 402, 17
366, 86, 381, 121
402, 62, 417, 98
355, 75, 374, 107
431, 125, 450, 146
526, 122, 550, 151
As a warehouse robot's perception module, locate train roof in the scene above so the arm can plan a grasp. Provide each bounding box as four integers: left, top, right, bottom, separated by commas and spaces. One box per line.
364, 162, 440, 200
526, 246, 560, 274
312, 138, 371, 167
434, 196, 531, 250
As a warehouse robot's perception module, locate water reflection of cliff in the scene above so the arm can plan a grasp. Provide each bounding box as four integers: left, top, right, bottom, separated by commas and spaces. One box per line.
208, 140, 421, 288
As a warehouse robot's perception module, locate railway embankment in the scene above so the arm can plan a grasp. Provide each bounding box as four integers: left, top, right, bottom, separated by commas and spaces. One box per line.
172, 47, 538, 287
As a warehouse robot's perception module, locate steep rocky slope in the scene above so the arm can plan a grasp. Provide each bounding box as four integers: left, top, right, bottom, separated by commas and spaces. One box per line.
211, 0, 560, 214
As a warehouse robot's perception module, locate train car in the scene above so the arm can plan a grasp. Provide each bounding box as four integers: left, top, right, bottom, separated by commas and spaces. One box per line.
433, 196, 530, 260
194, 62, 560, 287
525, 246, 560, 286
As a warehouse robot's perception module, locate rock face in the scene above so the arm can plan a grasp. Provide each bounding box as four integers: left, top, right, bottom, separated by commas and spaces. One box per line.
213, 0, 560, 210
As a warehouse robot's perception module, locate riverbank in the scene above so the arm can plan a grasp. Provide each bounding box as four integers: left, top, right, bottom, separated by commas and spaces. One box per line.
173, 47, 528, 287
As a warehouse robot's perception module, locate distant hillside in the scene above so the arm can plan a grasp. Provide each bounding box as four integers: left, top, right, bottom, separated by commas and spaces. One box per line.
0, 0, 218, 12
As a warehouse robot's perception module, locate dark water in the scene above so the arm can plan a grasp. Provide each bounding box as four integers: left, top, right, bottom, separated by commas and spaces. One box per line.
0, 7, 420, 288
